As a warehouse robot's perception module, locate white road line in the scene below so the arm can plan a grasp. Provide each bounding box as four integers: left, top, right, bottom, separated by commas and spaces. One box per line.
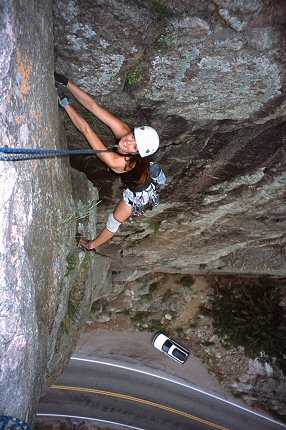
36, 413, 145, 430
71, 356, 286, 428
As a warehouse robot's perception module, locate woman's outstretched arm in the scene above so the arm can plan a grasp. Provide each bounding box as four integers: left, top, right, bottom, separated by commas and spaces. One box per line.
67, 81, 130, 138
64, 103, 127, 173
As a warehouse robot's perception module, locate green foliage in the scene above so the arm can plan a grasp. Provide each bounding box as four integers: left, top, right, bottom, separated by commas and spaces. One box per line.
142, 293, 153, 302
179, 276, 194, 289
154, 33, 173, 50
66, 252, 78, 276
201, 341, 215, 347
59, 198, 99, 226
130, 311, 146, 325
205, 281, 286, 371
125, 64, 144, 85
152, 222, 161, 234
150, 319, 162, 331
148, 0, 174, 18
66, 250, 92, 277
189, 322, 198, 329
149, 282, 158, 293
61, 283, 83, 333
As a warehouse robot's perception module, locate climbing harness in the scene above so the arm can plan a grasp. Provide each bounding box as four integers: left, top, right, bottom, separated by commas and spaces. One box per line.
128, 184, 160, 217
0, 415, 32, 430
0, 147, 114, 162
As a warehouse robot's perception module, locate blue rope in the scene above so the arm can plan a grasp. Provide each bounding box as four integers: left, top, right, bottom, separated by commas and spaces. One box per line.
0, 416, 32, 430
0, 147, 114, 161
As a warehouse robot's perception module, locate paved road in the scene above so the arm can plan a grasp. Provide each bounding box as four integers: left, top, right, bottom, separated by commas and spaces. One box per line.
37, 357, 285, 430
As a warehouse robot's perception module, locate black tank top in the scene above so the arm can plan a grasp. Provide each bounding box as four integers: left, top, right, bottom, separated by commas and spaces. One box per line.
119, 169, 152, 192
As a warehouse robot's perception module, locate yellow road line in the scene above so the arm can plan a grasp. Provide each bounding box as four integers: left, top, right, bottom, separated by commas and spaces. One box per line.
51, 385, 230, 430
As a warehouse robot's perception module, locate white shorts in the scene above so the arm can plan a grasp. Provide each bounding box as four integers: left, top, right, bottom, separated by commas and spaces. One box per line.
123, 183, 157, 208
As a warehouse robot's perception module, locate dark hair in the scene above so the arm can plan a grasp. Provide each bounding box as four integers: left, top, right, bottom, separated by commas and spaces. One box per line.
126, 154, 150, 185
114, 145, 149, 186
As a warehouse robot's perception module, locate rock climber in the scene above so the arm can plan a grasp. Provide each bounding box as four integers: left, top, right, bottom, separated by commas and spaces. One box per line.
54, 72, 166, 251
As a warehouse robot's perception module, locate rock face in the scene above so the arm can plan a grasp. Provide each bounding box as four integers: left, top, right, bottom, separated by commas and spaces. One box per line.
1, 0, 286, 424
0, 1, 110, 421
54, 0, 286, 277
52, 1, 286, 418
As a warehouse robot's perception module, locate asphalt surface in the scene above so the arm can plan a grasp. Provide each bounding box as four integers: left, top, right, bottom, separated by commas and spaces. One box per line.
74, 330, 233, 397
36, 330, 286, 430
37, 358, 285, 430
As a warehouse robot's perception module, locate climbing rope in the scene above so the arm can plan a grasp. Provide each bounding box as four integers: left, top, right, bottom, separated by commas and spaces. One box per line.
0, 147, 114, 162
0, 415, 32, 430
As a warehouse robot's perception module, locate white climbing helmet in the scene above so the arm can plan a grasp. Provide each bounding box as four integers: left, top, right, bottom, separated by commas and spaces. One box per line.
134, 125, 160, 157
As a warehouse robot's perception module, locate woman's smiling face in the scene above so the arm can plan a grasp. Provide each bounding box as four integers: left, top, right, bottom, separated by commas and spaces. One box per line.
118, 131, 138, 154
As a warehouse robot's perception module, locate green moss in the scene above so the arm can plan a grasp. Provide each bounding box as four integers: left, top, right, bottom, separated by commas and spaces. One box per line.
61, 282, 84, 333
66, 252, 78, 276
148, 0, 174, 18
152, 222, 161, 234
82, 253, 92, 269
155, 34, 173, 50
125, 64, 144, 85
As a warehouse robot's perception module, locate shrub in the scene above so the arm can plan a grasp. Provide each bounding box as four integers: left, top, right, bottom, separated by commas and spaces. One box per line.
206, 280, 286, 371
125, 64, 143, 85
179, 276, 194, 288
150, 319, 162, 330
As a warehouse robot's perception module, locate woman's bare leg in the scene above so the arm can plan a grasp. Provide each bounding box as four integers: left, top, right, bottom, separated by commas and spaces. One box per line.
79, 198, 132, 250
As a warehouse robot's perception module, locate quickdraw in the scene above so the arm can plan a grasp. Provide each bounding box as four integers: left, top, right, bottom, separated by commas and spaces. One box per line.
131, 187, 159, 217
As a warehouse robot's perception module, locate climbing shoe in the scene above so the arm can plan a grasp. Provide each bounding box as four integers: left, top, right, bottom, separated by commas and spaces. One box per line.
57, 87, 70, 108
54, 71, 69, 87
